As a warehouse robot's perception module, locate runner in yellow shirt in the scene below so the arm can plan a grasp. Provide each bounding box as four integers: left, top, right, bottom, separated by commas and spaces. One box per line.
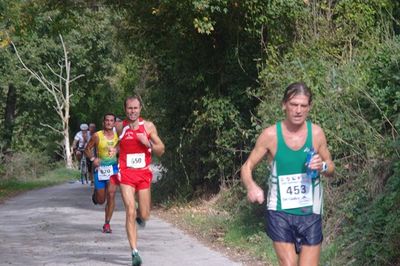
85, 113, 120, 233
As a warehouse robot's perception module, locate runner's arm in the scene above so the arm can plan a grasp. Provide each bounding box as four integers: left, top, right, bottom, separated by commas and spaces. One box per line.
115, 120, 123, 136
241, 128, 271, 204
84, 133, 98, 161
146, 122, 165, 157
313, 126, 335, 177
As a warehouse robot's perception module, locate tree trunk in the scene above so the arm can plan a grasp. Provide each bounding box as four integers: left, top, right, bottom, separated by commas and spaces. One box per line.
64, 129, 73, 169
12, 35, 83, 169
2, 83, 17, 151
64, 62, 73, 169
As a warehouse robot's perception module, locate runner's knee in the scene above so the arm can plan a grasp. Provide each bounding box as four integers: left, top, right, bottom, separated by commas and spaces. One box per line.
126, 206, 137, 220
273, 242, 297, 266
97, 198, 106, 204
107, 189, 116, 198
277, 256, 297, 266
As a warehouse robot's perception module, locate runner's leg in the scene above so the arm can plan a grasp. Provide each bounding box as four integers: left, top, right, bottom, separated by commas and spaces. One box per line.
299, 244, 321, 266
105, 182, 117, 223
136, 188, 151, 221
273, 242, 298, 266
120, 184, 138, 249
95, 188, 106, 204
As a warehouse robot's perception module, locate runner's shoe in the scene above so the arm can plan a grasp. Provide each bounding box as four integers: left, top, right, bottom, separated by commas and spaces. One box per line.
102, 223, 112, 233
92, 193, 98, 205
132, 251, 142, 266
135, 206, 146, 228
136, 214, 146, 228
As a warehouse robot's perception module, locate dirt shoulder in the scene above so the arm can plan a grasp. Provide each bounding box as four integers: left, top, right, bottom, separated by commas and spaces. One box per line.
153, 201, 268, 266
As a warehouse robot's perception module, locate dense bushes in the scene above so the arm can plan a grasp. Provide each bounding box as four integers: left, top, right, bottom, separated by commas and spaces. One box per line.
331, 161, 400, 265
0, 151, 53, 181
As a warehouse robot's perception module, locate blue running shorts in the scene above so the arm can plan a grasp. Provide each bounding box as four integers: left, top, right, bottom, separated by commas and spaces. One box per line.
94, 164, 118, 190
265, 210, 323, 254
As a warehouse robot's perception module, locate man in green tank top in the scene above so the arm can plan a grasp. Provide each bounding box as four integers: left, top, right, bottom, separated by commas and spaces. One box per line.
241, 82, 334, 266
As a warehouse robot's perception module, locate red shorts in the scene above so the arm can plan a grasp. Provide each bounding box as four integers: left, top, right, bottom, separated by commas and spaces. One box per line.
119, 169, 152, 190
109, 174, 120, 186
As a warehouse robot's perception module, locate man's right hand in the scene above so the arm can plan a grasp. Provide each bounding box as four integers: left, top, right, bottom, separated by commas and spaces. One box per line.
108, 147, 117, 157
136, 133, 151, 148
247, 184, 265, 204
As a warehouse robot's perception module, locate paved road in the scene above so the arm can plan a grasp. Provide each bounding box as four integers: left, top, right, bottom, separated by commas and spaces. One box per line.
0, 182, 241, 266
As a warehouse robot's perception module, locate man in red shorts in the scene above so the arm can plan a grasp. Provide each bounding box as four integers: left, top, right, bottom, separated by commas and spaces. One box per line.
115, 95, 165, 266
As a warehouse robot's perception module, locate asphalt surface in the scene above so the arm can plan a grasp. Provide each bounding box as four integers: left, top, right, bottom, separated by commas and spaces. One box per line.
0, 181, 241, 266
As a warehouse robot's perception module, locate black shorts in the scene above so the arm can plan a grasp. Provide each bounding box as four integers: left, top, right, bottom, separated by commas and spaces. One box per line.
265, 210, 323, 254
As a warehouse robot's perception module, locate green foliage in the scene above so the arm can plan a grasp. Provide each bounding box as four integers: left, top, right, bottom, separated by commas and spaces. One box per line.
190, 96, 246, 183
0, 1, 126, 158
0, 167, 78, 201
361, 37, 400, 131
111, 0, 262, 199
334, 0, 394, 42
329, 162, 400, 265
1, 151, 53, 181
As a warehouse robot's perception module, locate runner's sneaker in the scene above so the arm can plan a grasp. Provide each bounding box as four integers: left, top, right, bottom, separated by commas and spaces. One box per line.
132, 251, 142, 266
102, 223, 112, 233
92, 193, 98, 205
136, 216, 146, 228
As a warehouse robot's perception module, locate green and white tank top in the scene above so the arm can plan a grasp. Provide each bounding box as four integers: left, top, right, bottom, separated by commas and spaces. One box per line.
266, 120, 323, 215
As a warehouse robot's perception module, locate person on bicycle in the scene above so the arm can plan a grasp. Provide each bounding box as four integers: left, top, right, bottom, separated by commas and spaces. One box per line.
84, 114, 119, 233
72, 123, 91, 165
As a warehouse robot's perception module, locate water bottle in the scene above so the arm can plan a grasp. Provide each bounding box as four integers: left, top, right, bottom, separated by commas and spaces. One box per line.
306, 147, 318, 179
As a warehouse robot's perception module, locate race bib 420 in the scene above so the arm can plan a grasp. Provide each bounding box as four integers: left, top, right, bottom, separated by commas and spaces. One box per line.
98, 165, 114, 181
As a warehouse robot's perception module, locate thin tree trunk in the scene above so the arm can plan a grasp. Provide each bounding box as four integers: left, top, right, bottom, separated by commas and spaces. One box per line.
2, 83, 17, 151
11, 35, 83, 169
63, 45, 73, 169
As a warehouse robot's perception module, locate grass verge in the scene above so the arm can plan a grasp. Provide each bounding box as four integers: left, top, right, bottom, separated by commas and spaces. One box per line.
0, 167, 79, 202
155, 198, 278, 266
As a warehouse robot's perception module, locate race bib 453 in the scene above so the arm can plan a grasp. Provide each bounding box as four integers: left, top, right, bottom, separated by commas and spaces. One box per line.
278, 173, 312, 209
